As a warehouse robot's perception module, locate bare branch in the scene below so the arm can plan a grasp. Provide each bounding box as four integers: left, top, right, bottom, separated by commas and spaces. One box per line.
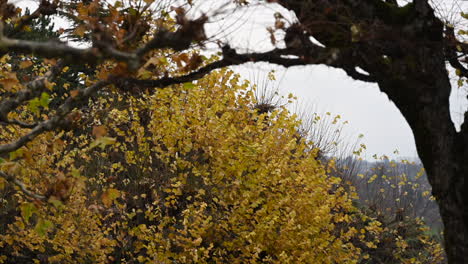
445, 27, 468, 78
121, 44, 376, 92
9, 0, 58, 37
342, 66, 376, 83
0, 171, 46, 201
0, 119, 37, 129
0, 80, 110, 155
0, 17, 208, 70
0, 61, 64, 122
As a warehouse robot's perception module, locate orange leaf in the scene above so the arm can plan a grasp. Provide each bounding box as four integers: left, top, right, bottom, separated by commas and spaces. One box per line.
0, 72, 20, 91
70, 90, 80, 98
92, 125, 108, 138
19, 60, 33, 69
43, 58, 57, 66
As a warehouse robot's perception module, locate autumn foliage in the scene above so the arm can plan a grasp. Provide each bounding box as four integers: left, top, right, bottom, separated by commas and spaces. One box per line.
0, 1, 447, 263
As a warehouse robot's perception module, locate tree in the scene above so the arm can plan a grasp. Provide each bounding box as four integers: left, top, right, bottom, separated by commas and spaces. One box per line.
0, 0, 466, 262
0, 51, 377, 262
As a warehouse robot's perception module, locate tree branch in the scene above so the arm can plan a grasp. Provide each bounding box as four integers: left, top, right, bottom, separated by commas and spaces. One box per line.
9, 0, 58, 37
0, 17, 208, 70
122, 45, 343, 88
0, 119, 37, 129
445, 27, 468, 78
0, 171, 46, 201
0, 61, 64, 122
342, 66, 377, 83
0, 80, 110, 155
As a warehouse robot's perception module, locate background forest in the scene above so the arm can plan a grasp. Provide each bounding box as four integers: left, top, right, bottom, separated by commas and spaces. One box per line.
1, 0, 466, 263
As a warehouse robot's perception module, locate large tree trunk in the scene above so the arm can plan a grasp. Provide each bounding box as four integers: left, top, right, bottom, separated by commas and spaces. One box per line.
378, 47, 466, 263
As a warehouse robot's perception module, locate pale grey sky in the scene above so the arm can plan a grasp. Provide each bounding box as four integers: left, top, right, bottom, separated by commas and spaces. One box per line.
198, 0, 468, 159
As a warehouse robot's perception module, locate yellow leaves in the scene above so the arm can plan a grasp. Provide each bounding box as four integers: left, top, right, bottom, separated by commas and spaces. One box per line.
350, 24, 362, 42
367, 174, 378, 183
365, 241, 377, 248
137, 255, 146, 263
0, 61, 385, 263
34, 218, 53, 237
101, 188, 120, 207
20, 202, 37, 223
137, 70, 152, 79
9, 148, 24, 160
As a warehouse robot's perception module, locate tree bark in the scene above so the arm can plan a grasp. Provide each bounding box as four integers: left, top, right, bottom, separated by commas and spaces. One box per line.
378, 48, 465, 263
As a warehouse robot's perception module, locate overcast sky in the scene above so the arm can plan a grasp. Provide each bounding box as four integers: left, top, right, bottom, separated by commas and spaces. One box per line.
197, 0, 468, 160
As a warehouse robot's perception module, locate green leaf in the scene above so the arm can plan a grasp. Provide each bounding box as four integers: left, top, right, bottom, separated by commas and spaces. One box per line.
39, 92, 51, 108
20, 202, 37, 223
9, 148, 24, 160
90, 136, 117, 150
34, 218, 53, 237
128, 7, 137, 16
28, 97, 40, 114
138, 70, 152, 79
183, 82, 195, 89
108, 188, 120, 200
48, 197, 64, 208
71, 168, 81, 178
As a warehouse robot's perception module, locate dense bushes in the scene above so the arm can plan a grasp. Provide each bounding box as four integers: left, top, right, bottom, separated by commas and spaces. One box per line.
1, 69, 370, 263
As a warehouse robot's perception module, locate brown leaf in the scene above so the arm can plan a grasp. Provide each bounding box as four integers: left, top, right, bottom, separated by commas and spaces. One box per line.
92, 125, 108, 138
20, 60, 33, 69
43, 58, 57, 66
110, 62, 129, 76
171, 6, 187, 25
97, 69, 109, 80
0, 72, 20, 91
70, 90, 80, 98
45, 174, 72, 202
182, 53, 203, 72
275, 20, 285, 30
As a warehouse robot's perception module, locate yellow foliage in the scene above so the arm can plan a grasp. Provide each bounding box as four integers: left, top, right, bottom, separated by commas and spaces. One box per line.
1, 68, 366, 263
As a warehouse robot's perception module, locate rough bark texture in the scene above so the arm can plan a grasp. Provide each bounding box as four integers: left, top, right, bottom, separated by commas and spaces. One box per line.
379, 62, 465, 264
